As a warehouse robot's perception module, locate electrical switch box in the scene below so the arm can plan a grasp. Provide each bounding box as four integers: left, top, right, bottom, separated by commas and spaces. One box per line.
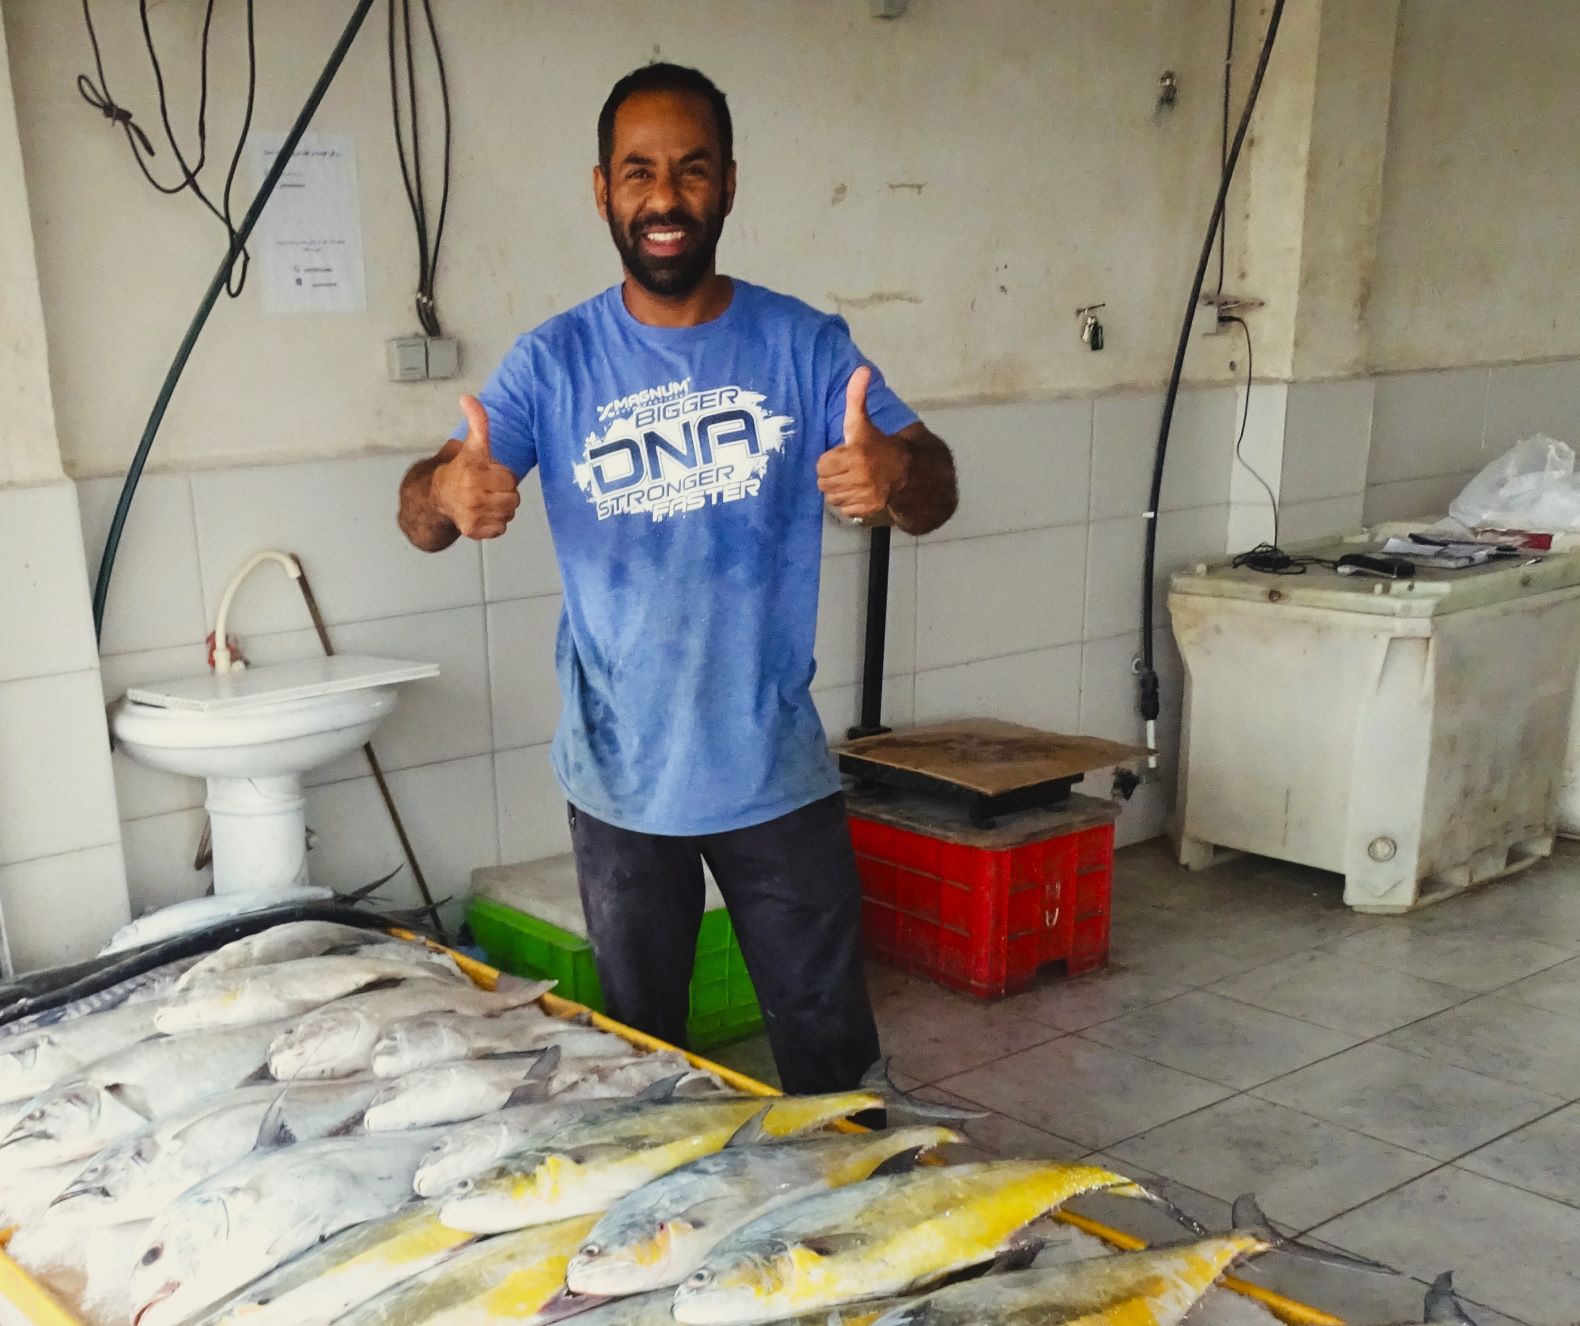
386, 335, 461, 382
426, 336, 460, 379
386, 336, 428, 382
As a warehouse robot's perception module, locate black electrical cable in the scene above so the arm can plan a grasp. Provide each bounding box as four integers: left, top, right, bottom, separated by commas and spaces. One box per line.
1136, 0, 1285, 732
387, 0, 453, 336
1222, 315, 1340, 578
92, 0, 379, 642
1225, 315, 1277, 543
1216, 0, 1236, 302
78, 0, 258, 294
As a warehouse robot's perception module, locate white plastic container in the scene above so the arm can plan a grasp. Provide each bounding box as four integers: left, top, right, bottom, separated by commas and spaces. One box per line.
1169, 541, 1580, 912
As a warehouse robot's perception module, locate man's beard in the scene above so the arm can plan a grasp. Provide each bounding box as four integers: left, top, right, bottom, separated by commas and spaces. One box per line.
607, 201, 726, 298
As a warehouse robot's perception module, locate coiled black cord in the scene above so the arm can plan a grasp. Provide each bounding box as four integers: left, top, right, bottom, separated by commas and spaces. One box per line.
77, 0, 258, 294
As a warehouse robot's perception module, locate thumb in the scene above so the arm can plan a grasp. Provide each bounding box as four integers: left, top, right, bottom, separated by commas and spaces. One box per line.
458, 395, 492, 459
842, 366, 873, 444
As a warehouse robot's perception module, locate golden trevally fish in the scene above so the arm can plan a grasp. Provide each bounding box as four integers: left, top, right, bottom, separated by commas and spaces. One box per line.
567, 1124, 960, 1296
670, 1160, 1164, 1325
438, 1087, 885, 1234
867, 1194, 1401, 1326
550, 1289, 915, 1326
333, 1214, 600, 1326
189, 1200, 476, 1326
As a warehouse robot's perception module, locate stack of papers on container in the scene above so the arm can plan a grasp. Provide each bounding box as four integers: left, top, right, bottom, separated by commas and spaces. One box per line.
1379, 536, 1498, 569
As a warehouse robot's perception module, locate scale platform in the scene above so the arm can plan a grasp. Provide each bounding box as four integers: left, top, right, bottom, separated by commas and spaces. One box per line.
836, 718, 1149, 826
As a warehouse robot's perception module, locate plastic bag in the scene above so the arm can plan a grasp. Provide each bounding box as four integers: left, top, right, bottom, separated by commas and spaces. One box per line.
1449, 434, 1580, 532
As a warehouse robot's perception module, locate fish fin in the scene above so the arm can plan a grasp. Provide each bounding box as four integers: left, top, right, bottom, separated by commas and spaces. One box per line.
859, 1057, 988, 1123
533, 1288, 614, 1323
724, 1104, 773, 1149
103, 1082, 155, 1121
796, 1232, 867, 1259
990, 1238, 1045, 1274
354, 975, 408, 996
337, 866, 404, 902
493, 977, 556, 1005
527, 1045, 562, 1080
327, 1109, 367, 1137
477, 1049, 549, 1061
868, 1145, 929, 1178
253, 1090, 298, 1150
633, 1071, 688, 1103
1228, 1195, 1395, 1274
503, 1082, 554, 1109
238, 1062, 276, 1086
1425, 1272, 1478, 1326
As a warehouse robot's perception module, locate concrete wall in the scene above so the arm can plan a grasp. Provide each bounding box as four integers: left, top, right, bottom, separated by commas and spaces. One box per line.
1369, 1, 1580, 374
0, 5, 130, 974
1361, 1, 1580, 517
0, 7, 60, 488
5, 0, 1246, 480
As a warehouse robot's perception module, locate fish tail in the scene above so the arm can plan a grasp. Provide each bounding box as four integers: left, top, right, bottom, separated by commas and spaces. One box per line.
1228, 1194, 1395, 1274
858, 1057, 988, 1123
1424, 1271, 1479, 1326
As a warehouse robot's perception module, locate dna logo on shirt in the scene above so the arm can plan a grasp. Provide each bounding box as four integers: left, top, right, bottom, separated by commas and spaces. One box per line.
573, 385, 795, 522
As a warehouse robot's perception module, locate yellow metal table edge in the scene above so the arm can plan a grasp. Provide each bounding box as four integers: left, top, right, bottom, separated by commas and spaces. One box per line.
0, 933, 1344, 1326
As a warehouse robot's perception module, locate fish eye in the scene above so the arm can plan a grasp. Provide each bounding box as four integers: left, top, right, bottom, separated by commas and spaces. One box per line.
453, 1179, 473, 1195
141, 1244, 163, 1266
687, 1269, 714, 1287
580, 1243, 602, 1258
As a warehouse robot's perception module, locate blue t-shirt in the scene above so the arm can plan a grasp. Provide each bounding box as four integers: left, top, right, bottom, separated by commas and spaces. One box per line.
463, 279, 917, 836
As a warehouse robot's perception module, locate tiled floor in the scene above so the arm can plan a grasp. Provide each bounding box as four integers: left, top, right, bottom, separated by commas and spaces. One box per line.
711, 839, 1580, 1326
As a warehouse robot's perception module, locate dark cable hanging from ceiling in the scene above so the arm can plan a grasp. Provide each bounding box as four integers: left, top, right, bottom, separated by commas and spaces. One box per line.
77, 0, 258, 295
1134, 0, 1286, 748
387, 0, 453, 337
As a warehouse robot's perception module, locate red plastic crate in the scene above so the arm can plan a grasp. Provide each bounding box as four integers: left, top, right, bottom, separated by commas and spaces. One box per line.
849, 796, 1115, 1000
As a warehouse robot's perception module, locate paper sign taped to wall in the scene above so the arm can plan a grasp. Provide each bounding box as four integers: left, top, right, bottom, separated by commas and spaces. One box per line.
250, 131, 367, 315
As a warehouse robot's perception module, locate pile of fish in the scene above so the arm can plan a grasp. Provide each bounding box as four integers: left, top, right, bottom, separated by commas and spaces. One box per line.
0, 919, 1466, 1326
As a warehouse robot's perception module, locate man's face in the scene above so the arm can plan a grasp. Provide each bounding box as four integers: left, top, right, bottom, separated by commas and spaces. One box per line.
596, 89, 735, 298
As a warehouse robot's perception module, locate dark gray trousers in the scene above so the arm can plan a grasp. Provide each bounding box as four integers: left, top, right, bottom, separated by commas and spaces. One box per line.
569, 793, 881, 1095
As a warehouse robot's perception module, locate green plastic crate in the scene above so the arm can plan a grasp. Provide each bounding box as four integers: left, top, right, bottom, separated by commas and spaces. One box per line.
466, 896, 765, 1051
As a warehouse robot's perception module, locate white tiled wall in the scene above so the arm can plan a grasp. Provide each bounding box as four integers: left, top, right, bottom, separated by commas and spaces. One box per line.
1363, 358, 1580, 526
0, 481, 129, 972
76, 382, 1279, 941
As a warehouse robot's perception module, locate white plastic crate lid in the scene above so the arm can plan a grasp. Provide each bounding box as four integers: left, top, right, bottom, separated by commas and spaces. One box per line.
127, 655, 439, 713
1170, 535, 1580, 617
473, 853, 725, 939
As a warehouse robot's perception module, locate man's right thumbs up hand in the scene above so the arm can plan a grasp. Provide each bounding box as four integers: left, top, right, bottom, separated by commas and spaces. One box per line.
433, 395, 522, 540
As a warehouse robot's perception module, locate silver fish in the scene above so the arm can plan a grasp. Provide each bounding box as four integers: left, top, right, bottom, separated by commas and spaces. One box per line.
98, 887, 335, 956
8, 1215, 151, 1326
45, 1077, 387, 1229
127, 1128, 445, 1326
185, 1200, 476, 1326
0, 957, 198, 1046
0, 1019, 289, 1170
0, 1156, 87, 1230
155, 954, 465, 1034
266, 979, 552, 1080
0, 1001, 166, 1105
369, 1010, 625, 1078
359, 1048, 564, 1132
567, 1125, 960, 1296
176, 920, 404, 985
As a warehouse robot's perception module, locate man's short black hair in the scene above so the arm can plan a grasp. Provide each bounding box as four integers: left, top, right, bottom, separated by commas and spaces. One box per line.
598, 63, 733, 171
